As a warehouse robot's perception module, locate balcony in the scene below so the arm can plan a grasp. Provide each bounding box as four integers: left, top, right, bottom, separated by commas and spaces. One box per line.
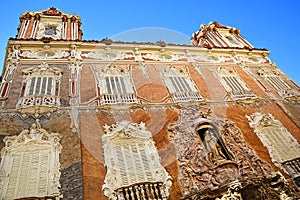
115, 182, 168, 200
100, 93, 138, 105
16, 95, 60, 114
171, 91, 203, 103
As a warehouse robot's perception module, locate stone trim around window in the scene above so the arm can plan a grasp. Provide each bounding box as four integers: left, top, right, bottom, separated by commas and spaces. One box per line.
247, 112, 300, 181
95, 65, 138, 105
17, 63, 62, 112
102, 121, 172, 200
0, 119, 62, 200
217, 66, 256, 100
160, 66, 203, 103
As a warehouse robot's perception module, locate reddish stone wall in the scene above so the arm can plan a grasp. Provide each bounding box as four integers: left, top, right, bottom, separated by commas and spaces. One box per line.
80, 64, 96, 103
133, 64, 169, 102
236, 67, 268, 98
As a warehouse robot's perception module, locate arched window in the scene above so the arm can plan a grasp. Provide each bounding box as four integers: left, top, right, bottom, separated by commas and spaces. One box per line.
247, 112, 300, 186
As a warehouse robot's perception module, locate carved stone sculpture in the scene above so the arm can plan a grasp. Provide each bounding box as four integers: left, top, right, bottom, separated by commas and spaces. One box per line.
168, 106, 273, 197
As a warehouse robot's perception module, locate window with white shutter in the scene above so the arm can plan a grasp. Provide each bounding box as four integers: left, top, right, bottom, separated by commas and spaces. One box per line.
102, 121, 172, 200
257, 67, 299, 98
247, 112, 300, 186
217, 67, 255, 100
0, 120, 62, 200
161, 66, 203, 103
17, 63, 62, 110
96, 65, 137, 105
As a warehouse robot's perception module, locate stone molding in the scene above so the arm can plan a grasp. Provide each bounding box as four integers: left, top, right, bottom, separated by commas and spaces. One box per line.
0, 119, 62, 199
102, 121, 172, 200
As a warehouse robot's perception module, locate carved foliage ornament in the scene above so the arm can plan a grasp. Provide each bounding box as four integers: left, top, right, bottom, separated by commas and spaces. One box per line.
168, 106, 272, 196
22, 62, 62, 81
20, 49, 70, 59
0, 119, 62, 200
102, 121, 172, 200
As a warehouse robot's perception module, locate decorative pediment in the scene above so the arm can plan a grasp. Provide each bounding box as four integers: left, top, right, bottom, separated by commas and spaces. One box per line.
22, 62, 62, 80
41, 7, 62, 16
161, 65, 188, 76
218, 66, 237, 77
2, 119, 61, 154
103, 121, 150, 145
96, 64, 130, 78
257, 67, 281, 77
247, 112, 282, 130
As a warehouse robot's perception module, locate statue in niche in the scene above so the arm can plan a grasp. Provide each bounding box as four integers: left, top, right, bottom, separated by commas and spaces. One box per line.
197, 124, 231, 165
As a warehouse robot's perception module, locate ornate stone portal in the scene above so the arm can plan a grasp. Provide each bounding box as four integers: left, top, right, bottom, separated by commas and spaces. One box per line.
102, 121, 172, 200
168, 106, 294, 199
0, 119, 62, 200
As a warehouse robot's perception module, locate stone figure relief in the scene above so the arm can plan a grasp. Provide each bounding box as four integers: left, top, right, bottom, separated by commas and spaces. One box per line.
201, 128, 228, 165
168, 106, 273, 197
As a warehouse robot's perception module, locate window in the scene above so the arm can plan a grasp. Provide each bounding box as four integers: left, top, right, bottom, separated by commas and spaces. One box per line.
161, 66, 203, 103
102, 121, 172, 200
257, 67, 298, 98
17, 63, 62, 110
96, 65, 137, 105
217, 67, 255, 99
0, 120, 61, 199
25, 76, 55, 96
247, 112, 300, 185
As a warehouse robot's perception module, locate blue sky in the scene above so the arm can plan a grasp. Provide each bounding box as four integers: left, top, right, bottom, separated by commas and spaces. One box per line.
0, 0, 299, 85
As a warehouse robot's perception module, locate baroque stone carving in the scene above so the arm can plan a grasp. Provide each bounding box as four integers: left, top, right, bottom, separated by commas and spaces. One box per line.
36, 22, 62, 40
20, 49, 70, 59
234, 54, 270, 64
168, 106, 272, 197
102, 121, 172, 200
142, 49, 185, 61
82, 47, 134, 61
0, 119, 62, 200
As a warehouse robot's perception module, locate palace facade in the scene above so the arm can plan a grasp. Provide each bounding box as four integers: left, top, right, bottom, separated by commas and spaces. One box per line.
0, 7, 299, 200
